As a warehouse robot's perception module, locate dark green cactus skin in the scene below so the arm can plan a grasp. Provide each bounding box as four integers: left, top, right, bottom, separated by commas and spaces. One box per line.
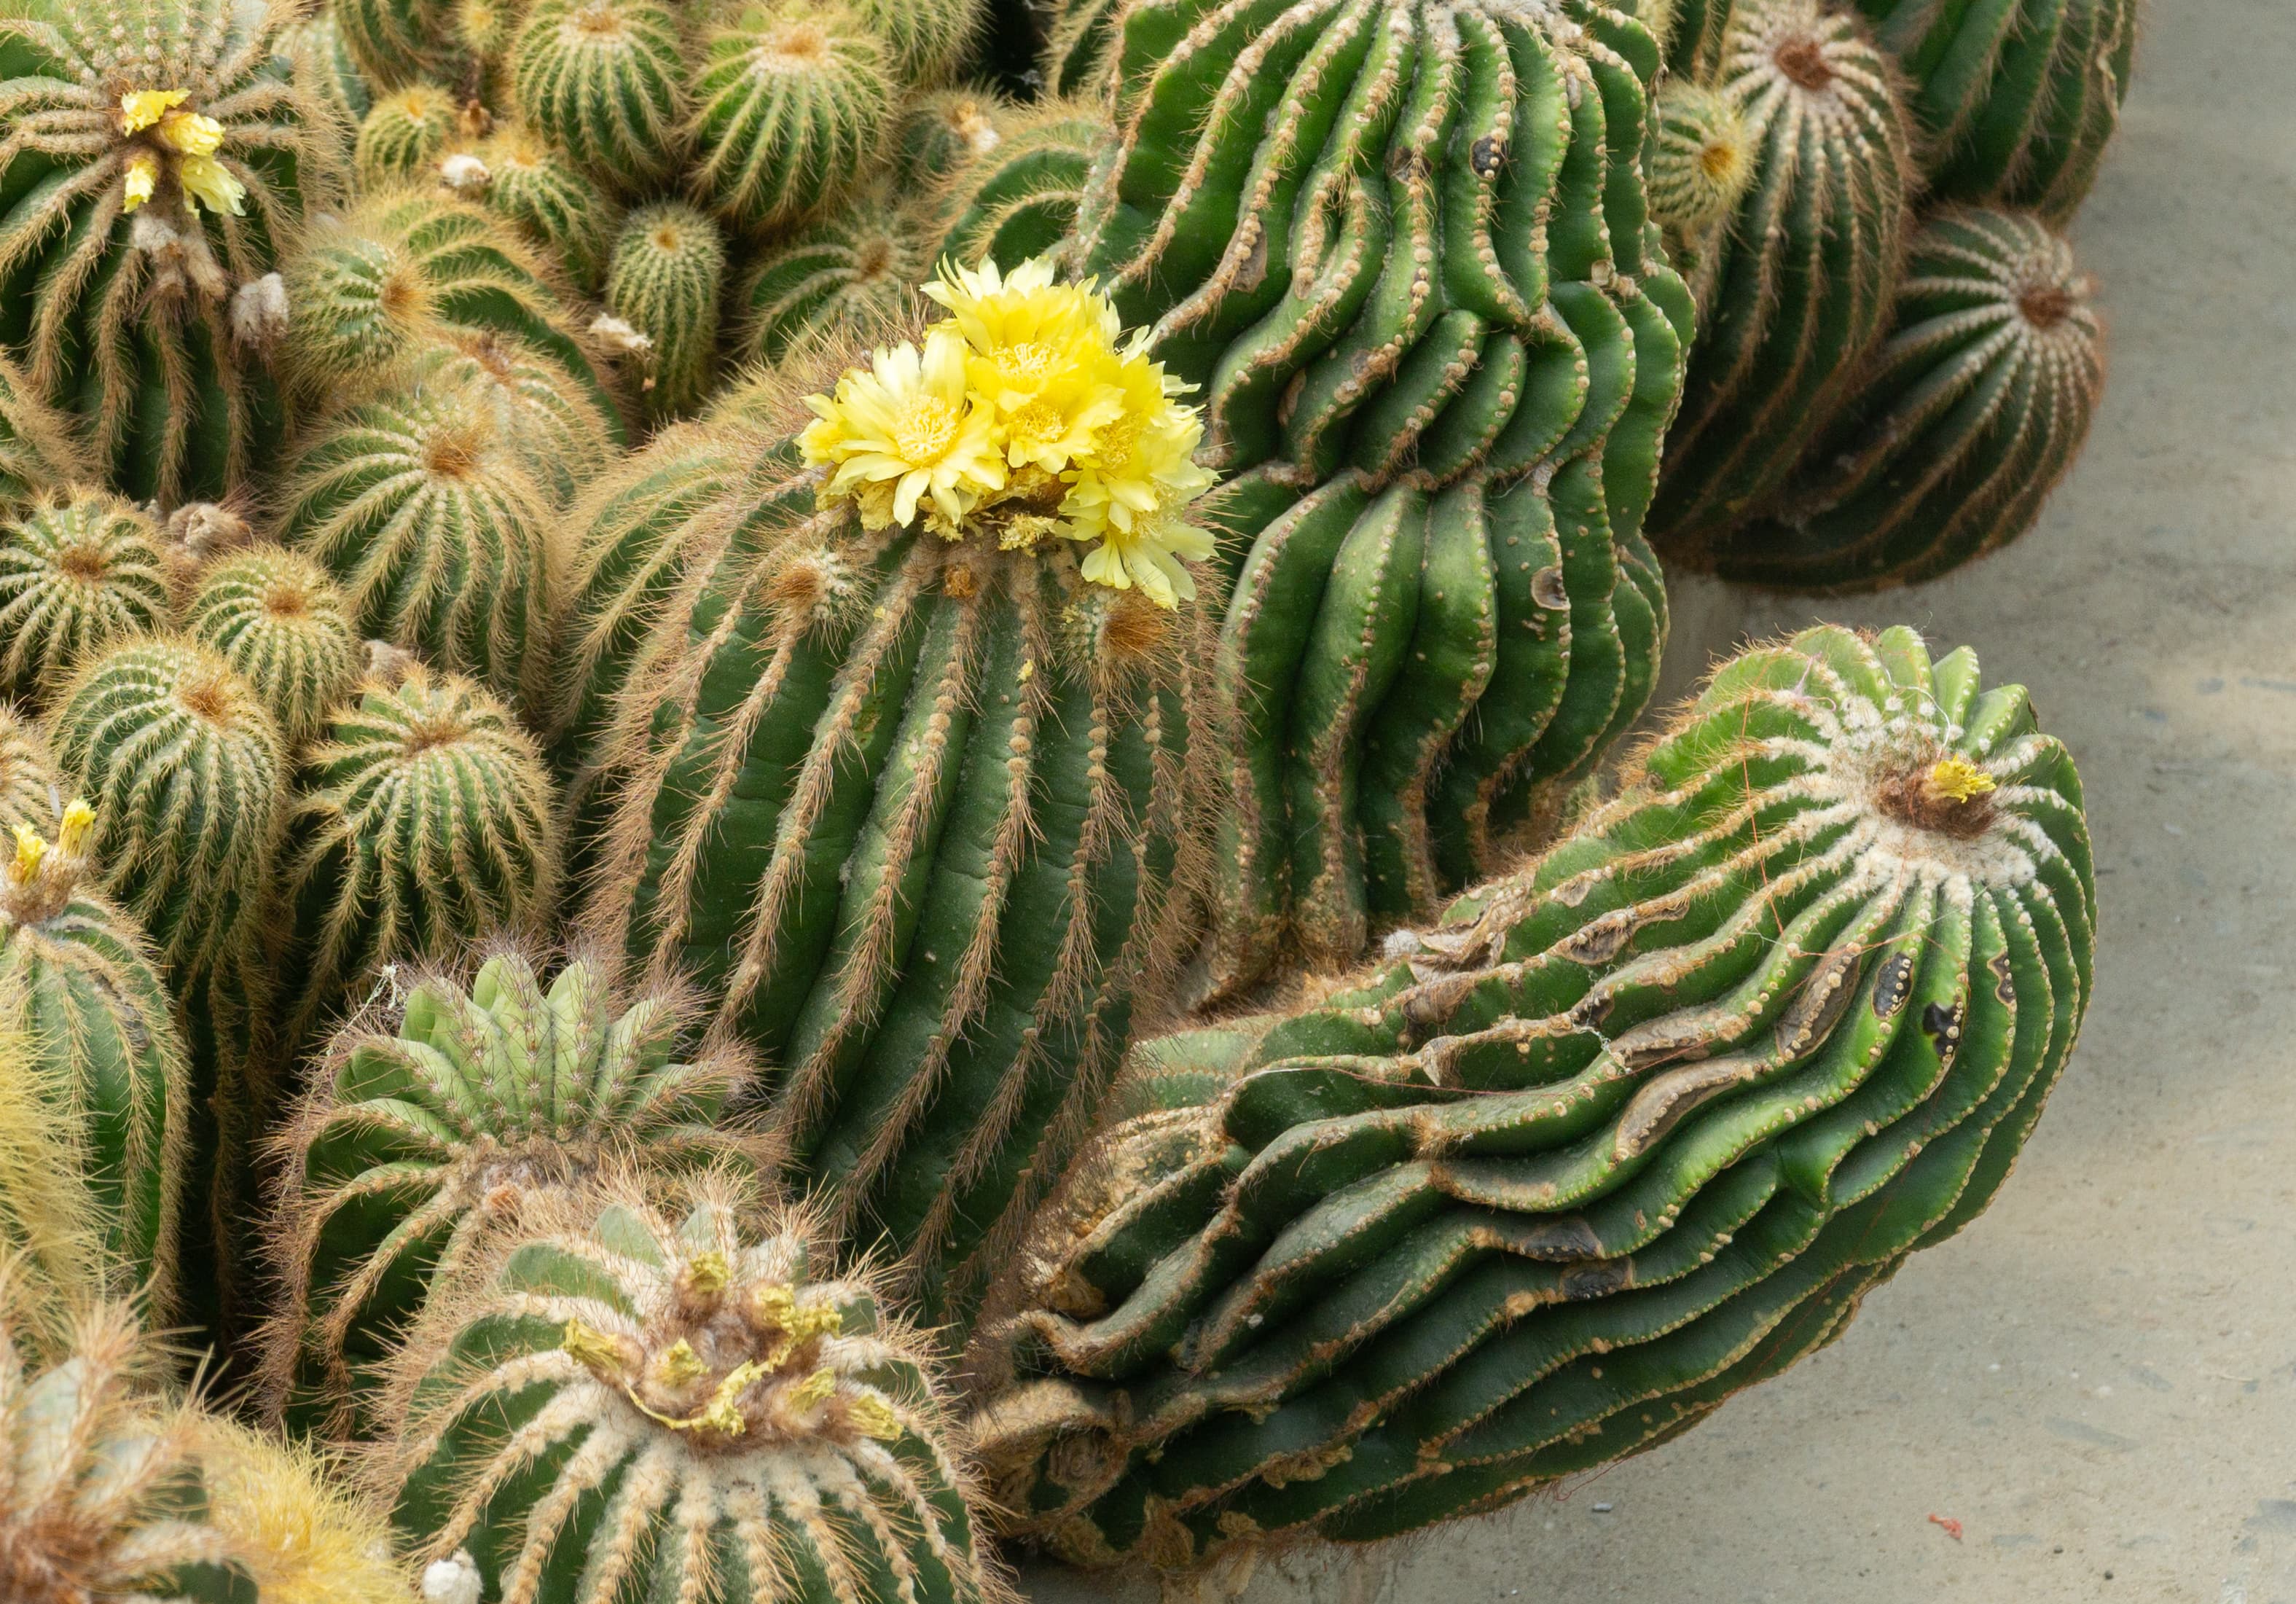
450, 125, 622, 295
352, 81, 460, 187
688, 4, 890, 232
261, 951, 754, 1439
933, 102, 1101, 272
1647, 0, 1911, 552
969, 625, 2093, 1567
575, 440, 1210, 1327
1067, 0, 1691, 987
1690, 208, 2104, 592
1855, 0, 2136, 222
277, 9, 375, 142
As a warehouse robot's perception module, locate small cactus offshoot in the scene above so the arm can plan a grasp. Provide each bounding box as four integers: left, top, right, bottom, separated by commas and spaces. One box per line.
510, 0, 689, 190
184, 546, 365, 748
439, 123, 622, 294
603, 203, 727, 422
354, 80, 463, 187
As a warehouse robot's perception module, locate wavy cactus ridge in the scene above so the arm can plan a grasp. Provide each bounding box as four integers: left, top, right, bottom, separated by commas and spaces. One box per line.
184, 545, 364, 747
968, 624, 2093, 1567
689, 1, 893, 231
261, 948, 760, 1440
604, 202, 727, 422
377, 1170, 1012, 1604
0, 0, 343, 501
1697, 207, 2105, 591
0, 490, 173, 707
1648, 0, 1912, 550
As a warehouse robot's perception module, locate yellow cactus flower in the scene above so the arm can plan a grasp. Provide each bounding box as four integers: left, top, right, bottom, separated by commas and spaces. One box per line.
1927, 754, 1997, 803
922, 254, 1118, 358
177, 153, 246, 216
119, 88, 189, 134
121, 149, 160, 212
57, 800, 94, 857
1059, 351, 1215, 540
1073, 511, 1215, 609
9, 823, 44, 883
801, 327, 1006, 532
154, 108, 225, 158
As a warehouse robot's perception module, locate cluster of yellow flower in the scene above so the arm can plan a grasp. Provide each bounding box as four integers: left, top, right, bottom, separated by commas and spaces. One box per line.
118, 89, 246, 217
799, 258, 1217, 609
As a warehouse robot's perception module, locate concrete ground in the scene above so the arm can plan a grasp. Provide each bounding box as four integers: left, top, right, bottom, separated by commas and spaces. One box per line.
1026, 3, 2296, 1599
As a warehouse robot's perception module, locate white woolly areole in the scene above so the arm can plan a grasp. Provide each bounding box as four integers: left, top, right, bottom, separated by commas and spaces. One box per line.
230, 272, 289, 349
589, 314, 654, 358
439, 153, 491, 195
423, 1551, 483, 1604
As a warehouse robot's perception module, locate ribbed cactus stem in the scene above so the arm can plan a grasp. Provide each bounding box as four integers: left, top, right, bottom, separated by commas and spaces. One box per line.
931, 101, 1101, 272
1649, 82, 1756, 246
378, 1173, 1009, 1604
603, 203, 726, 421
895, 90, 1008, 186
0, 490, 173, 706
690, 3, 891, 230
407, 330, 622, 506
510, 0, 687, 189
0, 710, 57, 837
354, 81, 462, 186
737, 195, 925, 367
440, 123, 622, 294
0, 356, 93, 512
856, 0, 984, 84
184, 546, 364, 747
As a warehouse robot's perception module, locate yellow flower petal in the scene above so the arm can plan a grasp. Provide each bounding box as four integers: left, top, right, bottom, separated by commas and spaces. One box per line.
121, 150, 159, 212
178, 153, 246, 216
119, 88, 189, 135
155, 108, 225, 158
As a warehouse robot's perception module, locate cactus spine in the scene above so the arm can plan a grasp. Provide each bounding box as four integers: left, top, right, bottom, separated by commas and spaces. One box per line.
0, 357, 93, 513
0, 491, 173, 706
1038, 0, 1125, 98
439, 123, 622, 294
738, 197, 926, 367
184, 547, 364, 747
379, 1172, 1008, 1604
262, 950, 757, 1439
1647, 82, 1757, 270
337, 0, 470, 90
277, 9, 377, 139
187, 1416, 415, 1604
0, 801, 190, 1310
1693, 208, 2105, 590
1649, 0, 1911, 549
0, 0, 342, 501
0, 711, 55, 836
354, 80, 464, 187
971, 626, 2094, 1565
408, 330, 624, 508
932, 101, 1101, 273
510, 0, 688, 189
603, 203, 727, 422
689, 2, 891, 230
274, 666, 563, 1051
894, 90, 1008, 187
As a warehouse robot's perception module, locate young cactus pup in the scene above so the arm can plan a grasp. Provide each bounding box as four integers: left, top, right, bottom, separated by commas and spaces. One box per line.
576, 260, 1219, 1326
604, 203, 728, 423
379, 1172, 1010, 1604
353, 81, 463, 187
970, 625, 2094, 1566
0, 0, 343, 501
0, 801, 190, 1310
184, 546, 364, 747
262, 949, 759, 1439
0, 490, 173, 706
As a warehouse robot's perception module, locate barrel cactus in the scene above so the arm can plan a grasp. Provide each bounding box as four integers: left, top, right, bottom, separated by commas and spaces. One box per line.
406, 330, 622, 508
1038, 0, 1124, 98
737, 195, 927, 367
276, 8, 376, 144
0, 490, 173, 706
895, 89, 1008, 186
510, 0, 687, 189
689, 1, 892, 231
1648, 0, 1913, 551
969, 625, 2093, 1566
858, 0, 982, 85
1647, 81, 1756, 277
337, 0, 469, 90
1854, 0, 2137, 222
353, 79, 463, 187
573, 271, 1218, 1323
187, 1415, 415, 1604
932, 101, 1100, 272
0, 799, 189, 1310
261, 949, 759, 1439
377, 1171, 1008, 1604
438, 123, 622, 294
184, 545, 364, 747
603, 202, 726, 422
0, 0, 342, 501
1688, 208, 2106, 591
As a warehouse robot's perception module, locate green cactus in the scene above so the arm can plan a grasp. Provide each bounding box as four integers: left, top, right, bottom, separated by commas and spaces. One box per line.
1647, 82, 1756, 272
185, 1414, 415, 1604
571, 429, 1212, 1326
0, 0, 344, 502
183, 546, 364, 748
280, 189, 625, 437
1689, 208, 2106, 592
261, 949, 758, 1439
438, 122, 622, 294
932, 101, 1100, 272
337, 0, 471, 89
857, 0, 984, 85
379, 1171, 1009, 1604
275, 372, 558, 710
894, 89, 1010, 186
1855, 0, 2137, 222
1647, 0, 1912, 551
353, 80, 464, 187
0, 490, 173, 708
690, 1, 891, 230
451, 0, 521, 70
276, 9, 377, 139
273, 665, 562, 1053
0, 709, 56, 835
603, 203, 726, 422
0, 800, 189, 1311
1038, 0, 1124, 98
0, 1022, 109, 1326
510, 0, 687, 189
407, 329, 623, 507
0, 358, 93, 515
737, 193, 926, 367
970, 625, 2094, 1565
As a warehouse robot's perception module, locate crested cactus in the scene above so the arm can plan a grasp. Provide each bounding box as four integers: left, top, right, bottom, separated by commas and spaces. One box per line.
280, 189, 624, 436
0, 800, 190, 1309
0, 490, 173, 706
184, 546, 364, 747
737, 194, 927, 367
0, 710, 57, 836
603, 203, 726, 422
273, 665, 562, 1051
275, 370, 558, 709
1648, 0, 1912, 551
1689, 208, 2106, 591
0, 0, 342, 501
689, 1, 891, 230
0, 357, 93, 512
261, 949, 758, 1439
438, 122, 622, 294
377, 1170, 1009, 1604
1855, 0, 2137, 222
932, 101, 1100, 273
353, 80, 464, 187
573, 275, 1218, 1323
510, 0, 687, 189
970, 625, 2095, 1565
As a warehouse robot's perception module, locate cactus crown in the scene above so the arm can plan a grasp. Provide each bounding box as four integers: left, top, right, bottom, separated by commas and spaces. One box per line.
354, 79, 463, 185
510, 0, 689, 188
1651, 82, 1756, 238
604, 203, 727, 421
185, 545, 364, 748
0, 491, 173, 703
381, 1171, 1008, 1604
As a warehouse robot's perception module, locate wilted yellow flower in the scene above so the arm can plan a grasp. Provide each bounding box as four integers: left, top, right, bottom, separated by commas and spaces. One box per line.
121, 149, 160, 212
154, 108, 225, 159
178, 153, 246, 216
801, 327, 1006, 531
119, 88, 189, 135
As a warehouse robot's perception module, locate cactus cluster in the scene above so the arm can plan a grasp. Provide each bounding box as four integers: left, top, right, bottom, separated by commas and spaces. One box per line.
0, 0, 2126, 1588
